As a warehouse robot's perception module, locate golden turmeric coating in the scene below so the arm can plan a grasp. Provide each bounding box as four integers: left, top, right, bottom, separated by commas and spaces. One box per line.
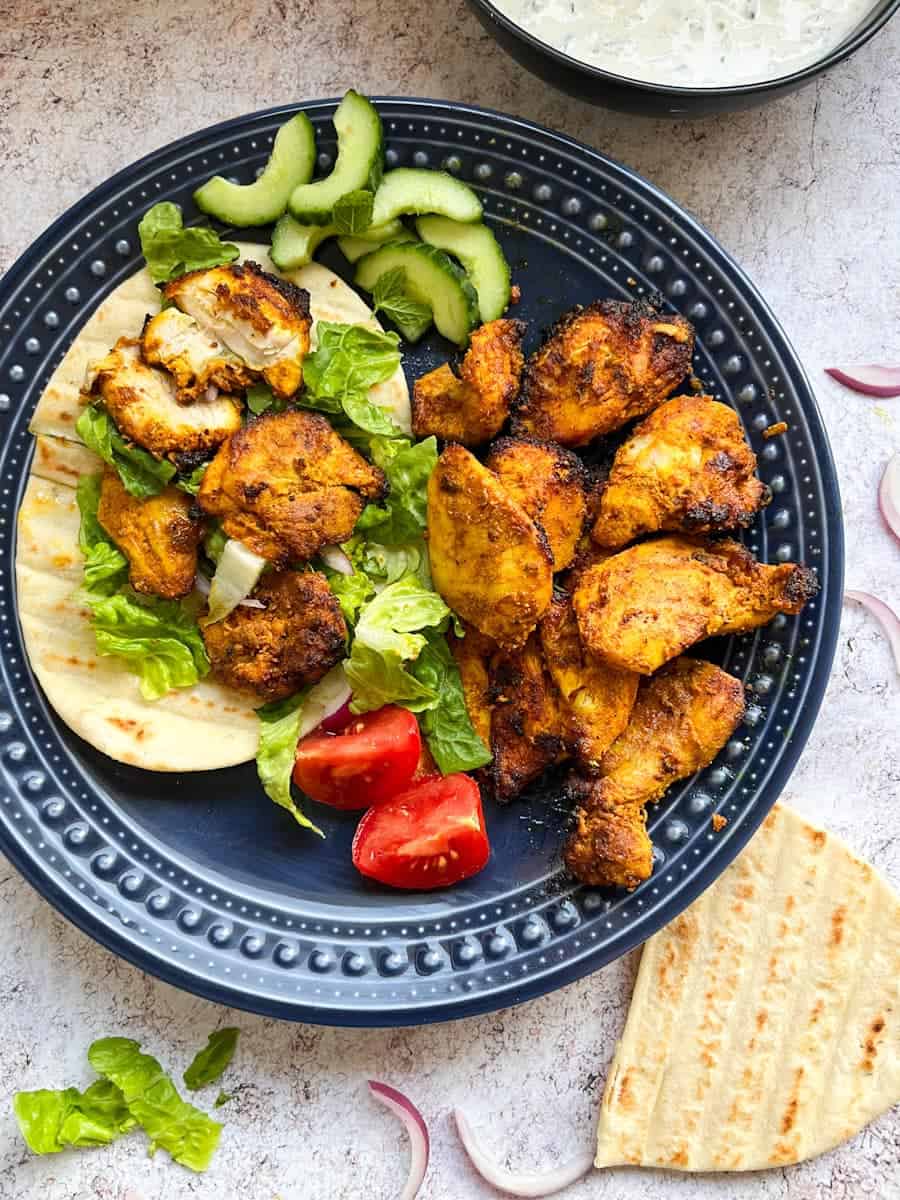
564, 657, 745, 889
83, 337, 243, 459
201, 569, 346, 702
164, 261, 311, 400
411, 318, 526, 445
141, 308, 256, 403
427, 444, 553, 650
486, 435, 589, 571
513, 300, 694, 446
592, 395, 769, 549
197, 410, 387, 567
96, 469, 203, 599
573, 535, 818, 675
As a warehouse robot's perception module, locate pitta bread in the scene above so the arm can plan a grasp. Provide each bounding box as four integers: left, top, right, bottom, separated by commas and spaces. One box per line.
595, 802, 900, 1171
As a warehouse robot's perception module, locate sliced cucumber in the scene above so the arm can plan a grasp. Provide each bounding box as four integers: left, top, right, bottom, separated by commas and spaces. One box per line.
193, 113, 316, 227
270, 214, 336, 270
338, 222, 415, 263
371, 168, 482, 228
355, 243, 479, 347
415, 216, 510, 322
288, 90, 383, 225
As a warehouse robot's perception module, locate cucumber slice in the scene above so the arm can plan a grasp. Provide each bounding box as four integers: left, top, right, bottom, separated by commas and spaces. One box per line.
288, 90, 383, 225
338, 222, 416, 263
415, 216, 511, 322
193, 113, 316, 227
355, 243, 479, 347
371, 168, 482, 227
270, 214, 336, 270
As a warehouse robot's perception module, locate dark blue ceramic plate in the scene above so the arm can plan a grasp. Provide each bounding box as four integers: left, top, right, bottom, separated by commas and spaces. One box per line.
0, 100, 843, 1025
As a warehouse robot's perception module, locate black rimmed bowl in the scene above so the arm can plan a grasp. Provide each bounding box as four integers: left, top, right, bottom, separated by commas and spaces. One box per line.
466, 0, 900, 115
0, 99, 843, 1025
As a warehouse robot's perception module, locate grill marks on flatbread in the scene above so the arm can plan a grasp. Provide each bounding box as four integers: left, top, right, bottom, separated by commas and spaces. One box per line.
595, 803, 900, 1171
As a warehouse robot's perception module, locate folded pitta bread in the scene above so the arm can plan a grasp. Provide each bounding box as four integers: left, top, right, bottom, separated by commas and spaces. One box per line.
596, 802, 900, 1171
17, 247, 409, 771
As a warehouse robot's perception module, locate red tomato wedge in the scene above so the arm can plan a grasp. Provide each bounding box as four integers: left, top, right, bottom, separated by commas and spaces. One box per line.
352, 774, 490, 889
293, 705, 421, 810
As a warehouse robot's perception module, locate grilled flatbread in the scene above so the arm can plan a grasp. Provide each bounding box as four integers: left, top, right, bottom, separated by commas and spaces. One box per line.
595, 802, 900, 1171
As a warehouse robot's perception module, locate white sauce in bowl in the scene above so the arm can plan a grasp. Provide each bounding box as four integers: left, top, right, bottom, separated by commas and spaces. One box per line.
491, 0, 876, 87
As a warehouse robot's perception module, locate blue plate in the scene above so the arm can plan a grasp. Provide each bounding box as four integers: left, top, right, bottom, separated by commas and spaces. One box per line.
0, 99, 843, 1025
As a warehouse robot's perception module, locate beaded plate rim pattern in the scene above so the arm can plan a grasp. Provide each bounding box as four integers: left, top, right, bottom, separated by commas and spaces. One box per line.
0, 98, 844, 1026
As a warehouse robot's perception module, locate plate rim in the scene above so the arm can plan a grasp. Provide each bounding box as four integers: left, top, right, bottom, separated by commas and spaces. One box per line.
0, 97, 845, 1025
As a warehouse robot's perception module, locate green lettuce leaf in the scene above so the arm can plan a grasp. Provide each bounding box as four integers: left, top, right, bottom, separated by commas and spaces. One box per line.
372, 267, 433, 343
176, 462, 209, 495
246, 383, 287, 417
87, 1037, 221, 1173
214, 1092, 232, 1108
410, 632, 492, 773
138, 201, 239, 285
76, 473, 128, 597
203, 523, 228, 566
356, 436, 437, 545
255, 690, 323, 836
345, 574, 449, 713
359, 539, 429, 587
340, 391, 402, 438
332, 189, 374, 235
303, 322, 401, 403
13, 1080, 135, 1154
85, 591, 210, 701
183, 1029, 239, 1092
76, 405, 176, 499
321, 565, 375, 626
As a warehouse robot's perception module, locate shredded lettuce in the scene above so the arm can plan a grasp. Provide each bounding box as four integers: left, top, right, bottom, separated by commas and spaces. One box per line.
183, 1029, 239, 1092
176, 462, 209, 495
356, 436, 437, 545
13, 1080, 136, 1154
410, 632, 492, 773
255, 689, 322, 836
76, 405, 176, 499
138, 201, 239, 285
87, 1038, 221, 1173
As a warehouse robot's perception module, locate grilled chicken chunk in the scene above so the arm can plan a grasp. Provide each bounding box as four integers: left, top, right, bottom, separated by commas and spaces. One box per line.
198, 410, 386, 567
411, 318, 526, 445
592, 395, 769, 549
513, 300, 694, 447
427, 444, 553, 650
96, 468, 203, 599
141, 308, 256, 403
573, 535, 818, 675
564, 658, 744, 889
164, 261, 311, 400
449, 623, 496, 751
488, 633, 568, 802
83, 337, 243, 459
486, 436, 588, 571
539, 594, 638, 770
202, 569, 346, 702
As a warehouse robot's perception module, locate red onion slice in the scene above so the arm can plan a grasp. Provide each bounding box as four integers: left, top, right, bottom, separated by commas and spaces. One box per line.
320, 544, 354, 576
825, 365, 900, 398
368, 1081, 429, 1200
454, 1109, 593, 1197
318, 698, 353, 733
845, 592, 900, 677
879, 452, 900, 544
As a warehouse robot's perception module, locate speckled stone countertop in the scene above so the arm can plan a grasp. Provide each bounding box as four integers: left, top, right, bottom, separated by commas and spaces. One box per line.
1, 3, 898, 1198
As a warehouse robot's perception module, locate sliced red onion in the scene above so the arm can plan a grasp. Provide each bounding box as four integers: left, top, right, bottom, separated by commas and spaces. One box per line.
845, 592, 900, 677
194, 570, 264, 609
204, 383, 220, 403
368, 1081, 429, 1200
320, 544, 354, 576
879, 452, 900, 544
318, 698, 353, 733
297, 667, 352, 741
454, 1109, 593, 1197
825, 365, 900, 398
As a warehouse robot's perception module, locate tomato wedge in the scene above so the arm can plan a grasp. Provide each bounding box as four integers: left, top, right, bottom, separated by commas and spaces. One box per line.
293, 705, 421, 810
352, 774, 490, 889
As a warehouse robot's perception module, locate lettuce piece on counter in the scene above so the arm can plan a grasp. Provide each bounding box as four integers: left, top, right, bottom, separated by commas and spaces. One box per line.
13, 1080, 136, 1154
356, 436, 437, 545
76, 405, 176, 500
345, 574, 449, 713
183, 1029, 240, 1092
87, 1038, 221, 1173
85, 590, 210, 702
138, 201, 239, 285
76, 473, 128, 597
410, 632, 492, 774
256, 689, 323, 836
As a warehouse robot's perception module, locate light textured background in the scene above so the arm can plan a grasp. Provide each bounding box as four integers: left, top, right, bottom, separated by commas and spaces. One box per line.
1, 3, 899, 1198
